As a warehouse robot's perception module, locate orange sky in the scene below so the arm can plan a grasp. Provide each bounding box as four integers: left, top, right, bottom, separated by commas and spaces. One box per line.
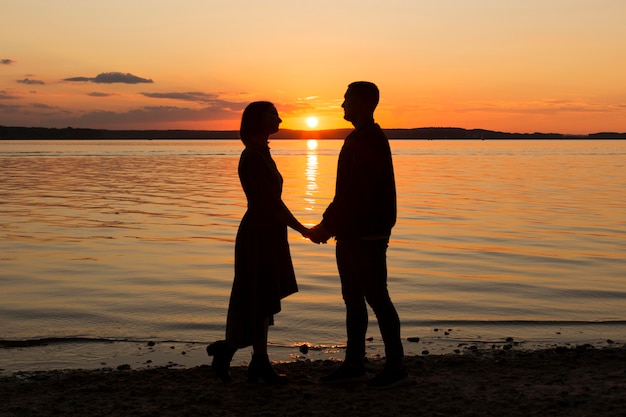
1, 0, 625, 134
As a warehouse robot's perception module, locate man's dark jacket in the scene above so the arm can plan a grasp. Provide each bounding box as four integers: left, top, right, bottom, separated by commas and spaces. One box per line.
322, 121, 396, 240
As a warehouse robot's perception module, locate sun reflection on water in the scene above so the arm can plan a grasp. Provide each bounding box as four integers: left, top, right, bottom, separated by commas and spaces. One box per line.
304, 140, 318, 211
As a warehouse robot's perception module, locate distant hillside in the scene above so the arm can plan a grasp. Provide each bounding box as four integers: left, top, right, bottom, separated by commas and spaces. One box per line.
1, 125, 625, 140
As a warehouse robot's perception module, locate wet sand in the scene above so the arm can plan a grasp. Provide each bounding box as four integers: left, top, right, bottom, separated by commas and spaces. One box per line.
1, 344, 625, 417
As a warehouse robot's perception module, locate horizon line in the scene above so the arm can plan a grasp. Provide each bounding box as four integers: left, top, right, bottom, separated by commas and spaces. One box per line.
2, 125, 625, 137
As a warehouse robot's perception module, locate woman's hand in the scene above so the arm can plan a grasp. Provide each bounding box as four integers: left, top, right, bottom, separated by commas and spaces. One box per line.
307, 224, 332, 244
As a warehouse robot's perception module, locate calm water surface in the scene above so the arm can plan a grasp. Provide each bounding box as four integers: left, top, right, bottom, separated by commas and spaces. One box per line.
1, 139, 625, 372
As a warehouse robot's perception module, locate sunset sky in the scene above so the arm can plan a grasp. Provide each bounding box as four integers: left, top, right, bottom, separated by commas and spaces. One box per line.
1, 0, 625, 134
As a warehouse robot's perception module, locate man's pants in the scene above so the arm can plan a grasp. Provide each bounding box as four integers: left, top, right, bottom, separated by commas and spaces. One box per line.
336, 238, 404, 369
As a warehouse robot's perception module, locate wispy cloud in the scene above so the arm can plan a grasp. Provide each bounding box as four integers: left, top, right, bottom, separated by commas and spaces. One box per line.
0, 102, 72, 123
141, 91, 220, 104
0, 103, 21, 113
0, 90, 18, 100
139, 91, 248, 113
49, 103, 246, 128
458, 99, 620, 115
87, 92, 117, 97
1, 59, 14, 65
31, 103, 59, 110
278, 96, 338, 117
64, 72, 153, 84
1, 89, 249, 128
17, 78, 45, 85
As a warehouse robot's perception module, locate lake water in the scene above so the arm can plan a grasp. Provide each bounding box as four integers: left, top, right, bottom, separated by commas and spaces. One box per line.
1, 139, 625, 374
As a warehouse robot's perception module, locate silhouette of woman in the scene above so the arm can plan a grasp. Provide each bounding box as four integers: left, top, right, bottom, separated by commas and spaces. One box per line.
207, 101, 310, 383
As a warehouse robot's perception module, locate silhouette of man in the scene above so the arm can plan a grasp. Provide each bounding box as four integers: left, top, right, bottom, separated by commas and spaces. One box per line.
310, 81, 407, 388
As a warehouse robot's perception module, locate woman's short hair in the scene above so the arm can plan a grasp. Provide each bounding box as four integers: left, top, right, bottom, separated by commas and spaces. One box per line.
240, 101, 275, 145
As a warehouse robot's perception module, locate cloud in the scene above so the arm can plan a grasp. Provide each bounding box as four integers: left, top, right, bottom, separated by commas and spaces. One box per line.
1, 59, 14, 65
64, 77, 92, 82
0, 103, 21, 113
139, 91, 248, 112
458, 99, 619, 115
17, 78, 45, 85
64, 72, 153, 84
0, 101, 71, 122
1, 89, 248, 128
46, 101, 247, 129
87, 92, 116, 97
0, 90, 19, 100
141, 91, 220, 103
31, 103, 59, 109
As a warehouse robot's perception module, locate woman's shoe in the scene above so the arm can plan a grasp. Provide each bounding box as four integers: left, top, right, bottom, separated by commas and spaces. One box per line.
206, 340, 235, 382
247, 353, 288, 384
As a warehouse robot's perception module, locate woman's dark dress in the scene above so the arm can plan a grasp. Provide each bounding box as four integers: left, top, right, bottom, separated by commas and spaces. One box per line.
225, 143, 300, 348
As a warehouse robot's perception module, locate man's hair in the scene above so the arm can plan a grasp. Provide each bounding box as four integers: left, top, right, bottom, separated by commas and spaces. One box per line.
348, 81, 379, 112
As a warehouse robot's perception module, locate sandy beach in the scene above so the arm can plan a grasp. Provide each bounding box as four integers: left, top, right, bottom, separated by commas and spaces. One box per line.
2, 344, 625, 417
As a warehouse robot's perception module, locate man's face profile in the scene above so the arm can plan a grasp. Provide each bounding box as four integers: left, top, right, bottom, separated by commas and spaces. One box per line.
342, 88, 360, 123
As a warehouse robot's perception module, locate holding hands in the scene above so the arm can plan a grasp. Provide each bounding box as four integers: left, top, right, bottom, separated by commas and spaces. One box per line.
297, 222, 332, 244
306, 223, 332, 244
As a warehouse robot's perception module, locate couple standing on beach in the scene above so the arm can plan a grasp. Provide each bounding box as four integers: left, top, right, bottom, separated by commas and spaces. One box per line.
207, 81, 408, 389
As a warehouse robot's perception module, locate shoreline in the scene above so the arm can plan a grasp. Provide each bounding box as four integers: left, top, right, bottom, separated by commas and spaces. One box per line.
2, 325, 623, 376
2, 344, 625, 416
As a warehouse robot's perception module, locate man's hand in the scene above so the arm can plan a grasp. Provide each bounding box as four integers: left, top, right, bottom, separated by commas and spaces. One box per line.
308, 223, 332, 244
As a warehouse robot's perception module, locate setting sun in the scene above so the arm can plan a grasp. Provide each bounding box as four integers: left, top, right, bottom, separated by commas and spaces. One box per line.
305, 117, 319, 129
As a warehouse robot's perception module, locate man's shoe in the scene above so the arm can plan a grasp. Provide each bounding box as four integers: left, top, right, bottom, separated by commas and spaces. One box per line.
320, 363, 368, 384
366, 367, 410, 389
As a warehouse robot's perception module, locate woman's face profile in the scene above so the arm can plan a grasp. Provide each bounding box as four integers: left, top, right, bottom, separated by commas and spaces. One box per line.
263, 106, 282, 134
